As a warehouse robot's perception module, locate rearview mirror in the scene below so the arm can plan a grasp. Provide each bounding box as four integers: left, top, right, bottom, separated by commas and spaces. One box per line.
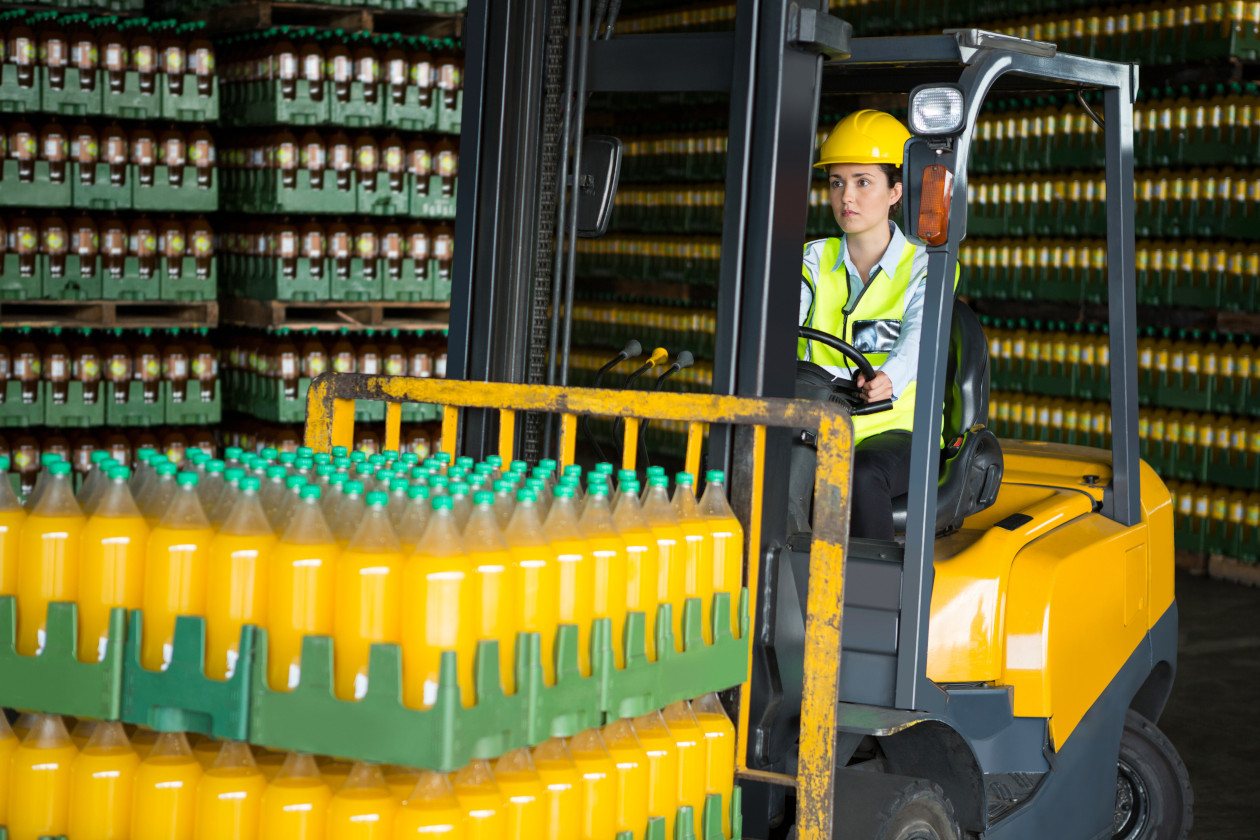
576, 135, 622, 238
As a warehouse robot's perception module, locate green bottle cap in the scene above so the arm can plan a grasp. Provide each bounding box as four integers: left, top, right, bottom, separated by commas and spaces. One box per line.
646, 466, 665, 478
206, 460, 226, 474
622, 480, 640, 495
407, 485, 427, 500
286, 475, 306, 489
430, 475, 449, 489
315, 453, 332, 465
225, 468, 246, 482
137, 447, 158, 461
554, 485, 575, 500
450, 482, 470, 496
473, 490, 494, 505
109, 466, 131, 480
240, 476, 260, 491
50, 462, 73, 476
594, 462, 614, 475
156, 463, 178, 477
332, 446, 348, 457
486, 455, 503, 468
516, 489, 537, 503
316, 465, 335, 477
329, 473, 347, 487
300, 485, 322, 500
705, 469, 725, 483
297, 446, 314, 458
42, 452, 65, 466
261, 447, 278, 460
366, 491, 388, 506
0, 456, 9, 471
649, 475, 669, 487
435, 452, 452, 464
431, 495, 454, 511
177, 471, 199, 487
278, 452, 297, 465
91, 450, 112, 464
494, 480, 514, 492
390, 478, 409, 491
265, 465, 285, 479
675, 471, 694, 485
345, 480, 365, 495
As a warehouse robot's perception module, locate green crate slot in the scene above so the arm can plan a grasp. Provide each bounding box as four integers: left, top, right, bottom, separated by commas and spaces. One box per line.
161, 257, 217, 302
226, 170, 357, 215
122, 611, 253, 741
228, 79, 329, 127
357, 171, 410, 216
330, 82, 385, 126
247, 258, 332, 302
0, 160, 72, 207
101, 70, 162, 120
0, 253, 43, 300
437, 89, 463, 134
132, 166, 218, 213
162, 75, 219, 122
44, 256, 102, 301
381, 258, 434, 302
0, 379, 42, 427
384, 86, 438, 131
99, 257, 160, 302
43, 381, 106, 428
106, 380, 165, 427
164, 380, 221, 426
412, 175, 458, 219
331, 260, 384, 301
249, 592, 748, 771
0, 64, 40, 113
0, 597, 125, 721
72, 162, 132, 211
42, 68, 101, 116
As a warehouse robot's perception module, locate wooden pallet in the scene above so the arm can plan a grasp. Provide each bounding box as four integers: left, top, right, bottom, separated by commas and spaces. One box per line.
196, 1, 463, 37
0, 299, 219, 330
222, 296, 450, 332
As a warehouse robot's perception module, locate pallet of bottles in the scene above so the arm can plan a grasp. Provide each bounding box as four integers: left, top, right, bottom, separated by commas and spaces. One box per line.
1168, 479, 1260, 563
0, 446, 751, 775
575, 235, 722, 287
0, 710, 738, 840
569, 301, 717, 358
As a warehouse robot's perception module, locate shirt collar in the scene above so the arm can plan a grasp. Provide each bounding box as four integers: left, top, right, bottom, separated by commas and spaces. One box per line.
833, 221, 907, 283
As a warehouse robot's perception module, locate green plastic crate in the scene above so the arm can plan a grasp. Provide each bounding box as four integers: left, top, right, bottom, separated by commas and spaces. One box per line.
161, 257, 217, 302
161, 74, 219, 122
101, 70, 162, 120
42, 255, 100, 300
106, 380, 165, 427
0, 253, 43, 300
0, 597, 125, 720
400, 401, 442, 423
228, 79, 329, 127
164, 379, 220, 426
0, 64, 40, 113
132, 166, 218, 213
247, 258, 332, 302
42, 67, 101, 116
329, 81, 384, 126
412, 175, 458, 219
72, 162, 132, 211
0, 160, 72, 207
99, 257, 161, 302
381, 258, 435, 301
122, 611, 253, 740
0, 379, 40, 427
227, 169, 356, 215
357, 171, 410, 216
383, 85, 438, 131
331, 259, 384, 300
44, 380, 106, 427
437, 89, 463, 133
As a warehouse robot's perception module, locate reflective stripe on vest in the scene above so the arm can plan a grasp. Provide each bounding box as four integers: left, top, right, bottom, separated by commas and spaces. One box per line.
797, 236, 955, 444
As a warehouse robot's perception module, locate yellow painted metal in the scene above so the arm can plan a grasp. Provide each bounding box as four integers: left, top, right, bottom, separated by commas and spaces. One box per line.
385, 402, 402, 454
622, 418, 641, 471
685, 421, 705, 479
559, 414, 578, 468
734, 425, 766, 775
300, 372, 855, 839
499, 409, 516, 467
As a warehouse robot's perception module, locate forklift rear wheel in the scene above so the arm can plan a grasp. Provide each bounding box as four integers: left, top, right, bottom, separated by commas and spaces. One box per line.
1113, 710, 1194, 840
786, 780, 960, 840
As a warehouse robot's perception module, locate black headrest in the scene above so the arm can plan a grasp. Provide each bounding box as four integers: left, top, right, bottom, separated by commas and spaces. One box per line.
943, 300, 990, 443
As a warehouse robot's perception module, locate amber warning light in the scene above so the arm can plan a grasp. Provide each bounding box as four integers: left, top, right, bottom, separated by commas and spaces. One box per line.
916, 164, 954, 246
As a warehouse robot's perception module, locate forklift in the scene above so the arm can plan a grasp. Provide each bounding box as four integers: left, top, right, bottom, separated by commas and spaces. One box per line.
439, 1, 1192, 838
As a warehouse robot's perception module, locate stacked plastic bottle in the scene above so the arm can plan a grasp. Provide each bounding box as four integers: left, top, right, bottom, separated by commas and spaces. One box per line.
0, 698, 732, 839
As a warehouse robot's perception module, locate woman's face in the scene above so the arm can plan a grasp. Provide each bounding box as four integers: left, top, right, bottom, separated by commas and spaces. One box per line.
828, 163, 902, 237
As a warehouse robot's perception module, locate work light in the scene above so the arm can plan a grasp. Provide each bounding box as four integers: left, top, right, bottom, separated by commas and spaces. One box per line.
908, 86, 965, 136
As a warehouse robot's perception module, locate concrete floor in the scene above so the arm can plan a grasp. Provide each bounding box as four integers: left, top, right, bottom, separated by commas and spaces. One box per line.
1158, 572, 1260, 837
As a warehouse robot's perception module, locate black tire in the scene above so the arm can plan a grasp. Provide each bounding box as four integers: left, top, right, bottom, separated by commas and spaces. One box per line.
1113, 709, 1194, 840
873, 781, 961, 840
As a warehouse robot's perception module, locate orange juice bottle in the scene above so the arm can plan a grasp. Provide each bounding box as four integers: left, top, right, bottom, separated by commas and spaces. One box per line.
505, 488, 558, 685
17, 461, 85, 656
493, 748, 545, 840
141, 471, 214, 671
0, 455, 26, 596
384, 765, 420, 801
256, 748, 287, 782
531, 737, 581, 840
139, 461, 179, 527
632, 710, 679, 836
671, 472, 714, 645
131, 732, 203, 840
0, 714, 18, 825
334, 491, 404, 701
699, 470, 743, 638
8, 714, 79, 840
402, 495, 473, 709
602, 718, 649, 837
269, 484, 338, 691
193, 741, 267, 840
693, 692, 735, 837
192, 736, 220, 770
78, 464, 148, 663
662, 700, 708, 824
331, 479, 368, 547
578, 481, 628, 668
642, 475, 687, 653
395, 484, 431, 553
450, 759, 502, 839
463, 489, 518, 695
568, 728, 618, 840
206, 475, 277, 680
259, 752, 331, 840
67, 721, 140, 840
327, 762, 399, 840
544, 484, 594, 677
393, 770, 464, 837
322, 761, 354, 793
613, 478, 659, 661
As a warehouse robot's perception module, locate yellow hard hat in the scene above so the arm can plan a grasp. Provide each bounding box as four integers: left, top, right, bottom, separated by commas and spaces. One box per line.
815, 109, 911, 169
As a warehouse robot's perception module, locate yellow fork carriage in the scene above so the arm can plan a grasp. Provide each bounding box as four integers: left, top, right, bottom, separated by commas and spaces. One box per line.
303, 371, 859, 839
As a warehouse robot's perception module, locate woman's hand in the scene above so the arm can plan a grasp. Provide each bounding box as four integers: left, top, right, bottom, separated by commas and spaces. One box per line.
854, 371, 893, 403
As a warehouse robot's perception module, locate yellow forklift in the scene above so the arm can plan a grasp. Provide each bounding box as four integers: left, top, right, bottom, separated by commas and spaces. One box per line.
309, 2, 1191, 838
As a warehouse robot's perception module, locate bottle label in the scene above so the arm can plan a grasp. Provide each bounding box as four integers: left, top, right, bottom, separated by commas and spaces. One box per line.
303, 53, 321, 81
357, 144, 378, 170
164, 46, 184, 74
411, 60, 431, 87
280, 357, 297, 377
301, 143, 326, 170
334, 354, 354, 373
170, 358, 187, 378
134, 46, 155, 72
307, 355, 327, 376
385, 357, 404, 375
411, 147, 431, 176
279, 52, 298, 80
437, 150, 456, 177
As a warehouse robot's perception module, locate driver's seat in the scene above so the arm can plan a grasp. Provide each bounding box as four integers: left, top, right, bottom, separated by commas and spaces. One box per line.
889, 299, 1003, 535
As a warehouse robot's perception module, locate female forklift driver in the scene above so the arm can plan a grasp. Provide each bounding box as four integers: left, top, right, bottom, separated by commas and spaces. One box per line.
798, 110, 956, 541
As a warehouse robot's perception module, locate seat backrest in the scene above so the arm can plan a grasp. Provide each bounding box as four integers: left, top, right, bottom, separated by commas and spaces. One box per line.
942, 299, 991, 444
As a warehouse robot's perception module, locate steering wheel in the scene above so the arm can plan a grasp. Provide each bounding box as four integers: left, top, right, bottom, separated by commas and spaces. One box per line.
797, 326, 893, 416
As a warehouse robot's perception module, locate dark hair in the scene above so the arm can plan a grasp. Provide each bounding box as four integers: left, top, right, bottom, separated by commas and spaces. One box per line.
878, 163, 903, 219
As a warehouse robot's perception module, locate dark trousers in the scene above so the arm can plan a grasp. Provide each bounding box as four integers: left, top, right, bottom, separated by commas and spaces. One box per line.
851, 430, 914, 541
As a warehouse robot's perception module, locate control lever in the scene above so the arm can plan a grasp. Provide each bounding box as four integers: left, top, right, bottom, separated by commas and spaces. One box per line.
612, 347, 668, 471
638, 350, 695, 470
582, 339, 642, 463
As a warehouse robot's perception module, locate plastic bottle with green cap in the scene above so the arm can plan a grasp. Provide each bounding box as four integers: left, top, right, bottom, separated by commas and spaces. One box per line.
385, 477, 410, 525
448, 480, 472, 529
326, 762, 398, 839
259, 752, 331, 838
612, 474, 660, 661
274, 474, 309, 532
463, 486, 517, 694
334, 490, 403, 701
6, 713, 79, 839
75, 449, 116, 510
491, 478, 516, 527
132, 446, 159, 498
260, 463, 290, 524
0, 454, 25, 597
66, 720, 140, 840
544, 483, 595, 676
24, 451, 65, 513
672, 471, 716, 644
700, 469, 744, 638
321, 471, 348, 523
640, 465, 667, 503
504, 487, 558, 685
17, 461, 85, 656
403, 493, 474, 708
330, 479, 367, 547
268, 483, 338, 692
209, 466, 245, 529
207, 475, 277, 680
137, 459, 176, 527
526, 473, 552, 518
78, 463, 147, 664
395, 484, 431, 553
199, 459, 226, 512
143, 468, 213, 671
579, 480, 629, 668
643, 473, 687, 653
